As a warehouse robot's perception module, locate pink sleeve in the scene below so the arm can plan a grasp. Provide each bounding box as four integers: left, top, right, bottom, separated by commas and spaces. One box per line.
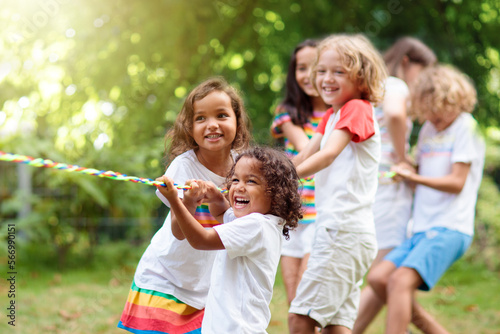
334, 100, 375, 142
315, 108, 334, 135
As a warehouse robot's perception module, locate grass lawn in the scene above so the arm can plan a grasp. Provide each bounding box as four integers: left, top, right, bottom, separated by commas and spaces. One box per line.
268, 258, 500, 334
1, 242, 499, 334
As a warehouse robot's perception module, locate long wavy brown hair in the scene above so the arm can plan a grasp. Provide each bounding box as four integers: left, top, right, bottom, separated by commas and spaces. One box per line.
165, 77, 251, 162
225, 146, 303, 239
280, 39, 320, 126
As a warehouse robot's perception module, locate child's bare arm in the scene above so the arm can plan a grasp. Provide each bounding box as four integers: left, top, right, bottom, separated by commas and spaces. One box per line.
395, 162, 471, 194
157, 176, 224, 250
383, 91, 410, 164
293, 132, 323, 167
281, 121, 311, 152
296, 129, 352, 178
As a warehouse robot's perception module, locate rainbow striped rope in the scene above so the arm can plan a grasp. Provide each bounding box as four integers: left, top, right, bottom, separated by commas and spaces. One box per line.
379, 171, 396, 178
0, 151, 229, 193
0, 151, 396, 191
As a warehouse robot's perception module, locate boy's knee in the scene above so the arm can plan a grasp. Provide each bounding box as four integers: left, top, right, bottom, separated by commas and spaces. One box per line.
288, 312, 300, 330
288, 312, 318, 333
387, 267, 421, 293
367, 268, 388, 297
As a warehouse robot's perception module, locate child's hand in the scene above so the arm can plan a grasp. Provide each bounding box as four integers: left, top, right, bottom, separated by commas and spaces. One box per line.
183, 179, 207, 207
392, 162, 416, 182
155, 175, 179, 201
202, 181, 225, 204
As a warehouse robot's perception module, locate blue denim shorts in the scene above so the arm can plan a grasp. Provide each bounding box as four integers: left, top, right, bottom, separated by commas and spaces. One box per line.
385, 227, 472, 291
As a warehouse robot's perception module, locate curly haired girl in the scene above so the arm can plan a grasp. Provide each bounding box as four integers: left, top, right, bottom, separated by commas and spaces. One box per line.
157, 146, 303, 333
119, 77, 251, 334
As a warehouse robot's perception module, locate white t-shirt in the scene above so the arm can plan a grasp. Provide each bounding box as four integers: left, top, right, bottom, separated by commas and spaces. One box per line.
314, 100, 381, 233
373, 77, 414, 248
202, 208, 284, 334
134, 150, 233, 310
412, 113, 485, 236
374, 76, 412, 169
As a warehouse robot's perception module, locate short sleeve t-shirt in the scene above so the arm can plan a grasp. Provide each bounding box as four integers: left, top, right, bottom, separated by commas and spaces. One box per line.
134, 150, 233, 310
314, 100, 381, 233
270, 107, 327, 224
201, 209, 283, 333
271, 107, 327, 157
412, 113, 485, 236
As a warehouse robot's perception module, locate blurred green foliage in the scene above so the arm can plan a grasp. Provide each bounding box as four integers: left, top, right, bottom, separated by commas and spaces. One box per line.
1, 0, 500, 267
473, 132, 500, 270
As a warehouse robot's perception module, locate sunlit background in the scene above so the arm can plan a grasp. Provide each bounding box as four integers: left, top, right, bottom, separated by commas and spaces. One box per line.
1, 2, 500, 330
1, 1, 500, 333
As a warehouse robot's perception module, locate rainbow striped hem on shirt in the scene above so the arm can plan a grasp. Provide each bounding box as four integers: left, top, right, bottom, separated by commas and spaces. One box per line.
118, 281, 203, 334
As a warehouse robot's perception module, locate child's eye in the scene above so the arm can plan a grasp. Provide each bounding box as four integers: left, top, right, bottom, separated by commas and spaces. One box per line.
195, 116, 205, 121
247, 179, 257, 184
231, 178, 239, 184
316, 69, 326, 74
218, 113, 230, 118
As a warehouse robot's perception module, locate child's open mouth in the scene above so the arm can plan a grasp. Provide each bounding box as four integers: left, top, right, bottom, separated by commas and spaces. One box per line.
234, 197, 250, 208
323, 87, 337, 93
206, 134, 223, 139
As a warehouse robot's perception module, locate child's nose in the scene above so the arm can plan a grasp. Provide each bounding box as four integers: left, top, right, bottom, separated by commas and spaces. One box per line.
207, 118, 219, 129
233, 181, 245, 192
324, 71, 334, 82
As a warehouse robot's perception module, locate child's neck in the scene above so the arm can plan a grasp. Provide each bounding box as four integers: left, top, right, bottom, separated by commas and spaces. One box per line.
331, 104, 342, 113
195, 148, 234, 177
311, 96, 329, 112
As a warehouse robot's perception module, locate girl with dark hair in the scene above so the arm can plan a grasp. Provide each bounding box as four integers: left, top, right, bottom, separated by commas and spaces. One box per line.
270, 39, 329, 305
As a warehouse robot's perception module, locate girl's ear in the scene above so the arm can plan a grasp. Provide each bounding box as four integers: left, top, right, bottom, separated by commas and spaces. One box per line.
401, 55, 410, 67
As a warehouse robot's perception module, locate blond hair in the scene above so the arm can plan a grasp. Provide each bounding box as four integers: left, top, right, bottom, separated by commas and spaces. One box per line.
313, 34, 388, 104
410, 64, 477, 122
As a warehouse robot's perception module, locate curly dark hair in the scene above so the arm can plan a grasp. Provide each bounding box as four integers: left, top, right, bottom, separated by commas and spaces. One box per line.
225, 146, 303, 239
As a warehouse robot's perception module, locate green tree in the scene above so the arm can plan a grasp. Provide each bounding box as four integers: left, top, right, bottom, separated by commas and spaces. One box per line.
1, 0, 499, 266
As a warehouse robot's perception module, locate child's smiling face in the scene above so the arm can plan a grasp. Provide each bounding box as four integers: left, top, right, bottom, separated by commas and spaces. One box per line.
315, 48, 361, 111
191, 91, 237, 153
228, 156, 271, 218
295, 46, 319, 97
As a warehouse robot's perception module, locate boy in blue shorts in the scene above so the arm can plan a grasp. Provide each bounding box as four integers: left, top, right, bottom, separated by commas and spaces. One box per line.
367, 64, 485, 334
